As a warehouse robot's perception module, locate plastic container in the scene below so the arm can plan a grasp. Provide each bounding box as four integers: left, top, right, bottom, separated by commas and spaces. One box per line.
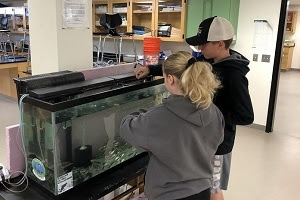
143, 37, 161, 66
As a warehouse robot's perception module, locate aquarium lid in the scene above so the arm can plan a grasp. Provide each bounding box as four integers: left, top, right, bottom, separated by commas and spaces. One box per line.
28, 76, 115, 100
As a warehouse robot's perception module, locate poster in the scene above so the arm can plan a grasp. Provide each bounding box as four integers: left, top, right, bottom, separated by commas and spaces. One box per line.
252, 20, 273, 51
62, 0, 89, 29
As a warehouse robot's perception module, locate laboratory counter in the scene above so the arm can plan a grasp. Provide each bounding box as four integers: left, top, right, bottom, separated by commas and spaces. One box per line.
0, 57, 30, 99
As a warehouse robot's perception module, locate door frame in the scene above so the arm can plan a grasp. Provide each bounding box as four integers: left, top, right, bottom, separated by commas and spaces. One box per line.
265, 0, 289, 133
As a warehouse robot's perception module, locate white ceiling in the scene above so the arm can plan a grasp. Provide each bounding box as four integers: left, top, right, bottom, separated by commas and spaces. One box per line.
290, 0, 300, 5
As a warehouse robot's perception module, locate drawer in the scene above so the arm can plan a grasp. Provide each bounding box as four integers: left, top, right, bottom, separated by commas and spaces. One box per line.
283, 47, 290, 54
281, 58, 288, 65
17, 62, 28, 72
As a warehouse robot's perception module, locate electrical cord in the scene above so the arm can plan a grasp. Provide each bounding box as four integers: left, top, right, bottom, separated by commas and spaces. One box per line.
1, 171, 28, 193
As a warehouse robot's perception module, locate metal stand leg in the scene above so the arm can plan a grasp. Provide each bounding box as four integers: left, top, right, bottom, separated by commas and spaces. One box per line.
131, 35, 137, 63
119, 37, 123, 64
26, 43, 31, 72
7, 33, 15, 60
114, 37, 119, 63
0, 33, 4, 59
101, 35, 109, 64
97, 35, 102, 63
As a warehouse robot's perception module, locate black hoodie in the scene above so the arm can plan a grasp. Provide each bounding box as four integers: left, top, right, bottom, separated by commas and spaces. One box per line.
148, 49, 254, 155
204, 49, 254, 154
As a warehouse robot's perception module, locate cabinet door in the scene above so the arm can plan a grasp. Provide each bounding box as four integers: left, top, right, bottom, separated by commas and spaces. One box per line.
286, 11, 298, 33
186, 0, 240, 41
93, 1, 109, 32
209, 0, 239, 40
111, 0, 130, 33
130, 0, 156, 39
186, 0, 205, 38
155, 0, 186, 42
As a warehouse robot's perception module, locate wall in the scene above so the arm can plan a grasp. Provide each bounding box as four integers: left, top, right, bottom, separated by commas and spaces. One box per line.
285, 6, 300, 69
232, 0, 282, 126
28, 0, 93, 74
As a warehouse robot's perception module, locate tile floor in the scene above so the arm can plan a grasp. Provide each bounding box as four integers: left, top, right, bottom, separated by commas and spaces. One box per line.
0, 70, 299, 199
224, 70, 300, 200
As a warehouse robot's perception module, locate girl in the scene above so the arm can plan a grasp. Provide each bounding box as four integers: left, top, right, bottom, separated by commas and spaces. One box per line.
120, 51, 224, 200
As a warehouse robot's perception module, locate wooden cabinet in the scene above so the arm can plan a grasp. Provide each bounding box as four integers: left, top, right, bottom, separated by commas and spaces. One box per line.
130, 0, 156, 38
186, 0, 240, 41
0, 63, 18, 99
0, 61, 31, 99
92, 0, 187, 42
17, 62, 31, 78
281, 47, 294, 70
92, 0, 109, 33
155, 0, 186, 41
286, 11, 298, 33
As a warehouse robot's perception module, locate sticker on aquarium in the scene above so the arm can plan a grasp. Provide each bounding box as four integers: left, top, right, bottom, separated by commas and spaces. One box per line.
57, 172, 73, 194
32, 158, 46, 181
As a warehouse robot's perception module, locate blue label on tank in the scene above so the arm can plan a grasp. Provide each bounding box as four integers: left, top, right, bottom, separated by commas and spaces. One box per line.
32, 158, 46, 181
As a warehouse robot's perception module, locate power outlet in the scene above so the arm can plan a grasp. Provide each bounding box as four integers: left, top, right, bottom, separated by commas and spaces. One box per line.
253, 54, 258, 62
261, 54, 271, 63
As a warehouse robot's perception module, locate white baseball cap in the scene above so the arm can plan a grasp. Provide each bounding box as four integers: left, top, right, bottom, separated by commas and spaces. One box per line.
186, 16, 234, 46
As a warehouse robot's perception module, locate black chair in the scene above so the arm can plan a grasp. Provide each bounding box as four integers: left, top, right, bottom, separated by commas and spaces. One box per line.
93, 13, 136, 67
0, 16, 8, 30
100, 13, 123, 36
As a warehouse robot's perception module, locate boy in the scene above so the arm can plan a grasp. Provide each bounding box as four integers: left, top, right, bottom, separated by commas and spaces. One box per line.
135, 16, 254, 200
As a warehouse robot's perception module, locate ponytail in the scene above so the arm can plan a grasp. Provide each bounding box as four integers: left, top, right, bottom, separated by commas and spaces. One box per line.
163, 51, 220, 109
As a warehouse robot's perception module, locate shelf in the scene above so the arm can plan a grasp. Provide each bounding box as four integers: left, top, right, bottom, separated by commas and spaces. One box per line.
10, 31, 29, 34
160, 36, 184, 42
95, 24, 127, 27
95, 12, 106, 14
133, 11, 152, 14
159, 10, 181, 13
114, 11, 127, 14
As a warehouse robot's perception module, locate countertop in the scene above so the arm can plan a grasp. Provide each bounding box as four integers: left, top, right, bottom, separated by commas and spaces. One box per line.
0, 56, 28, 65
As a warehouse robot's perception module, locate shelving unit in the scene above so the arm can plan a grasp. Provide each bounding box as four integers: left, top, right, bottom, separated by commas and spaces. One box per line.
112, 1, 129, 34
156, 0, 185, 41
92, 0, 186, 42
130, 0, 155, 38
286, 11, 298, 33
93, 0, 109, 32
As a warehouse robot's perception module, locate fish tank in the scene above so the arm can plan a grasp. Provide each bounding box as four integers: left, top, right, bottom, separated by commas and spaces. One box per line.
20, 76, 167, 195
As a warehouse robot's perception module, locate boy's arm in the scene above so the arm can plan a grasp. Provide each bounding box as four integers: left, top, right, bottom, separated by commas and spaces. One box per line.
148, 64, 163, 76
227, 74, 254, 125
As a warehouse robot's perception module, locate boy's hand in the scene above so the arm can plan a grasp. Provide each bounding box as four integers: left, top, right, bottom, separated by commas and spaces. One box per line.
134, 66, 150, 79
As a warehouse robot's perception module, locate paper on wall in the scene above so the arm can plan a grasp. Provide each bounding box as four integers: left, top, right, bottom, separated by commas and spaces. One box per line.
252, 20, 273, 51
62, 0, 89, 29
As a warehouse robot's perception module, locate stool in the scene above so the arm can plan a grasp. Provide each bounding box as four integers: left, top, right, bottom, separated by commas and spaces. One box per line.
93, 13, 137, 68
93, 32, 137, 67
0, 30, 15, 60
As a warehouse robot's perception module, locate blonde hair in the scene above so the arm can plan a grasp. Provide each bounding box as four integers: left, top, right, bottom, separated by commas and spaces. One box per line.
163, 51, 220, 109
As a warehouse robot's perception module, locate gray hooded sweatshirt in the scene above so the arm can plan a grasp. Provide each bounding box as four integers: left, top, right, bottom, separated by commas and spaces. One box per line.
120, 95, 224, 200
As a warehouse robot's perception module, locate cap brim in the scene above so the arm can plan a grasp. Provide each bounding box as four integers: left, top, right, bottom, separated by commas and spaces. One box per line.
186, 35, 207, 46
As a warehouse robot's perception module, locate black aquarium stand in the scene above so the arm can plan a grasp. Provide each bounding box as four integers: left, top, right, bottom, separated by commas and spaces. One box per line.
0, 153, 149, 200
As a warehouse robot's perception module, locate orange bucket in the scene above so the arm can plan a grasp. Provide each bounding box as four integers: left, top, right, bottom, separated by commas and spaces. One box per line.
143, 37, 161, 66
